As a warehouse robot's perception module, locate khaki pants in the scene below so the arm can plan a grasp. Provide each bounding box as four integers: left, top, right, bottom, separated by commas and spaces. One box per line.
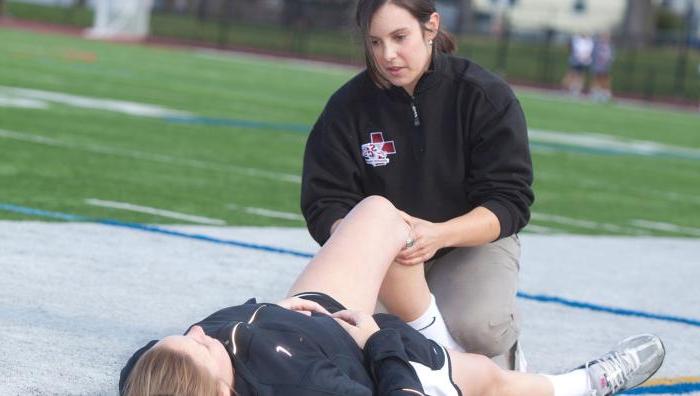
425, 234, 521, 364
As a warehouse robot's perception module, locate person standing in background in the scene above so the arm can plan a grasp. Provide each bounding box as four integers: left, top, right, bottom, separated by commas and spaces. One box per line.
562, 33, 594, 96
591, 32, 615, 102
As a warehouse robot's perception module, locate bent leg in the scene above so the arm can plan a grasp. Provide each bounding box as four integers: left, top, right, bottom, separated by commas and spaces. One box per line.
288, 196, 410, 313
379, 260, 464, 352
379, 262, 431, 321
448, 350, 553, 396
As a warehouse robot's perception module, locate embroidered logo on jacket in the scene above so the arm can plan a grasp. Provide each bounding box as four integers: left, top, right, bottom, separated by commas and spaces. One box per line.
361, 132, 396, 167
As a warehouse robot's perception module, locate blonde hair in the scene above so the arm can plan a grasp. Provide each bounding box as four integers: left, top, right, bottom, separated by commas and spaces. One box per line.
123, 346, 232, 396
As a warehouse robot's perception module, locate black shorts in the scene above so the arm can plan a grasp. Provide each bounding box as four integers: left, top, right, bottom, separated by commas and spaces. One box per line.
571, 63, 589, 73
293, 291, 348, 313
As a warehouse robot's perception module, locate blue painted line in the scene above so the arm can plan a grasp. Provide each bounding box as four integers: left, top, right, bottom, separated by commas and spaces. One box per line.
165, 115, 310, 134
0, 203, 313, 259
624, 382, 700, 394
3, 202, 700, 330
0, 203, 86, 221
518, 291, 700, 328
97, 219, 314, 259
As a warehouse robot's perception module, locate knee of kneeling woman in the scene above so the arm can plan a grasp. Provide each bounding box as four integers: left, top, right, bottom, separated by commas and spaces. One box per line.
454, 315, 519, 357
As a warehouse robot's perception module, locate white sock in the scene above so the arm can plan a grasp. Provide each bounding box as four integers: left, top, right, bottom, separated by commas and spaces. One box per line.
544, 369, 589, 396
406, 294, 465, 352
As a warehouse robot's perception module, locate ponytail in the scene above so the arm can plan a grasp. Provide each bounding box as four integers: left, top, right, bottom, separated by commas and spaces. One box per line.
433, 28, 456, 54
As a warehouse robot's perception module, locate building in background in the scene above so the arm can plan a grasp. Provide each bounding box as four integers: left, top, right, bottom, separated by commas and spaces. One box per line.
468, 0, 626, 35
451, 0, 700, 44
658, 0, 700, 46
7, 0, 700, 46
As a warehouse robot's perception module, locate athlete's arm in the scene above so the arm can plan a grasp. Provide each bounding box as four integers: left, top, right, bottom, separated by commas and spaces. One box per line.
333, 310, 427, 396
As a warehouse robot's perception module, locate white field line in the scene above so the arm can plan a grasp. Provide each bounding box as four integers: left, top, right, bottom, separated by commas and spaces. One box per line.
529, 129, 700, 159
85, 199, 226, 225
0, 86, 191, 118
521, 224, 560, 234
4, 85, 697, 160
654, 191, 700, 206
630, 220, 700, 237
226, 204, 305, 221
195, 49, 358, 76
0, 96, 49, 109
0, 128, 301, 184
531, 212, 649, 235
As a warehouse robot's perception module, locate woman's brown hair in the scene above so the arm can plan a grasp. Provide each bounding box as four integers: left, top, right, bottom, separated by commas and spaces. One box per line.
355, 0, 456, 88
123, 346, 232, 396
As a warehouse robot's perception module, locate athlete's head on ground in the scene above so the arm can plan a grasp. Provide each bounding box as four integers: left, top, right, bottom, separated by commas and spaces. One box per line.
355, 0, 455, 92
122, 325, 235, 396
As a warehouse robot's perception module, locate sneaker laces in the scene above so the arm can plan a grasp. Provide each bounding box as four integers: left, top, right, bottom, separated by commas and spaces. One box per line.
588, 349, 641, 394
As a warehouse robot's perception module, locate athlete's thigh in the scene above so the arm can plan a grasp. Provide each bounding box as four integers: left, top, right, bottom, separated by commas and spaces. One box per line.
447, 350, 503, 396
288, 196, 409, 313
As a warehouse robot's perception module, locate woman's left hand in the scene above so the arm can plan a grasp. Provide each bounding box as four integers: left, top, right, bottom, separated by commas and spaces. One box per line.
276, 297, 330, 316
396, 214, 447, 266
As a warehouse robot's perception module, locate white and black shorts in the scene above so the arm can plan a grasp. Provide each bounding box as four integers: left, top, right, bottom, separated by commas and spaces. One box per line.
296, 292, 462, 396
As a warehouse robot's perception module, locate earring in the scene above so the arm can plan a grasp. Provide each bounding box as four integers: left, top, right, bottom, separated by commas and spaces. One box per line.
428, 39, 433, 47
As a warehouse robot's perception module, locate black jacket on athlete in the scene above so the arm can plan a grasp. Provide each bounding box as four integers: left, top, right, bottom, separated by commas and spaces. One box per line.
119, 298, 447, 395
301, 53, 534, 247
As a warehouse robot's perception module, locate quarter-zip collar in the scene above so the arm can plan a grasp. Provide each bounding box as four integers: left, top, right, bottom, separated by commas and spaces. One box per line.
378, 55, 447, 157
413, 51, 446, 95
386, 52, 446, 101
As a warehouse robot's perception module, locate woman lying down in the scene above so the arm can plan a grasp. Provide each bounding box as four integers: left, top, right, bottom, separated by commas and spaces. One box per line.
120, 196, 665, 396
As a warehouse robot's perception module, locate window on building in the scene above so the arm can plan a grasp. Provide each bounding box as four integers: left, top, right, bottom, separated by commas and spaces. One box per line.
573, 0, 587, 13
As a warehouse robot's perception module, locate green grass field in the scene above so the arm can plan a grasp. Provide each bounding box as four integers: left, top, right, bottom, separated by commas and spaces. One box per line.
1, 27, 699, 237
7, 1, 700, 102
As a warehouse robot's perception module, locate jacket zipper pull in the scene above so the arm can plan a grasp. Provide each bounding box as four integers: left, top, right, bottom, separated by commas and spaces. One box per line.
410, 101, 420, 127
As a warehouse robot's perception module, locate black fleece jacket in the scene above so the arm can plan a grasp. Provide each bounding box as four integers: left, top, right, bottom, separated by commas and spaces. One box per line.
120, 300, 445, 395
301, 53, 534, 246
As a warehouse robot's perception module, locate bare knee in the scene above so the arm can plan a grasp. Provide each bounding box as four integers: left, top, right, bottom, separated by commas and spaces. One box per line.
356, 196, 405, 226
358, 195, 395, 212
349, 196, 409, 244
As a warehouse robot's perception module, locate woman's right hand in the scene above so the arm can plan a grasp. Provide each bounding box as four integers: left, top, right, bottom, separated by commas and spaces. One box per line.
332, 310, 380, 349
276, 297, 330, 316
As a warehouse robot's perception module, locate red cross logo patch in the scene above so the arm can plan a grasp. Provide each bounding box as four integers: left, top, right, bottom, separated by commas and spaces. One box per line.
361, 132, 396, 167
